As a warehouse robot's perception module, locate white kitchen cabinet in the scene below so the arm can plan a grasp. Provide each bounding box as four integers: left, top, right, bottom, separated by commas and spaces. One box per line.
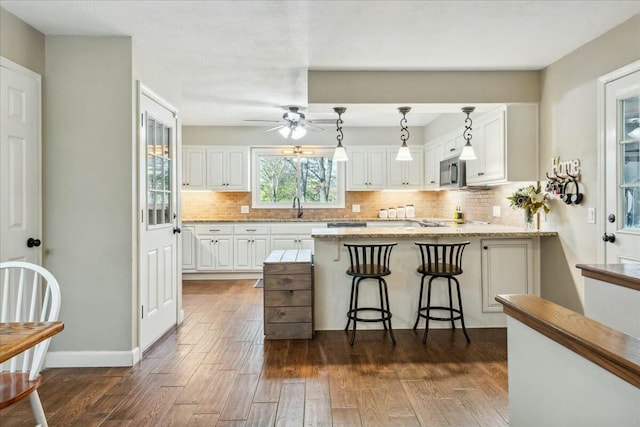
424, 142, 444, 188
443, 134, 465, 159
347, 147, 387, 190
195, 224, 234, 271
206, 147, 248, 191
270, 223, 325, 255
386, 148, 424, 189
466, 104, 538, 185
233, 224, 270, 271
181, 146, 206, 189
181, 225, 196, 271
481, 238, 534, 312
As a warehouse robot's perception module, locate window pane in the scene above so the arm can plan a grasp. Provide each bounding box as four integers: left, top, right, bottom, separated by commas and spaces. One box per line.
622, 95, 639, 141
300, 157, 337, 202
259, 156, 297, 203
147, 157, 155, 190
624, 187, 640, 229
164, 191, 171, 224
156, 192, 164, 224
147, 191, 156, 226
621, 93, 639, 230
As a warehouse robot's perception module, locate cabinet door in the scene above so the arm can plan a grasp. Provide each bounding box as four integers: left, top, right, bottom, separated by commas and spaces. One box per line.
480, 112, 505, 182
271, 236, 298, 252
443, 136, 457, 158
251, 236, 269, 270
481, 239, 533, 312
368, 149, 387, 189
299, 237, 315, 254
181, 226, 196, 270
347, 148, 369, 190
233, 236, 252, 270
386, 150, 405, 189
196, 237, 215, 270
206, 149, 226, 189
404, 148, 424, 188
183, 148, 206, 189
226, 149, 247, 190
215, 236, 234, 270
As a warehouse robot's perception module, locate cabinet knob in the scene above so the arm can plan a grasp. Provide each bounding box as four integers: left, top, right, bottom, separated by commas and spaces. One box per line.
478, 172, 485, 176
483, 246, 488, 250
450, 148, 455, 152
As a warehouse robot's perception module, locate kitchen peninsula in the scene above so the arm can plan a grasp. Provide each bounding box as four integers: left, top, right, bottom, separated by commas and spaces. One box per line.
311, 223, 557, 331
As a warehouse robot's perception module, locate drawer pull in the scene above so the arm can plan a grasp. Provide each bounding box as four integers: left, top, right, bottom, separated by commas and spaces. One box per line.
209, 229, 220, 232
246, 229, 257, 232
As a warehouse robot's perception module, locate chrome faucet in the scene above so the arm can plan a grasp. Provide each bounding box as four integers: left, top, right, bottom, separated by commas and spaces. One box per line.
292, 196, 303, 218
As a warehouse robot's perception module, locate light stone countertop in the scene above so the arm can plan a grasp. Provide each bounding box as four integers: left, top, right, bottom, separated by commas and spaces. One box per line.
310, 223, 557, 238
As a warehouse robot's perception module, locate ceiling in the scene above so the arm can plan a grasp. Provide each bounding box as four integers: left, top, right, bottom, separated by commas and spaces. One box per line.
2, 0, 639, 128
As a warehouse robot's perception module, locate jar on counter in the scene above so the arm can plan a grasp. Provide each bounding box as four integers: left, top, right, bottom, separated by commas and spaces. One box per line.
388, 207, 397, 219
397, 206, 406, 219
379, 208, 388, 219
406, 204, 415, 218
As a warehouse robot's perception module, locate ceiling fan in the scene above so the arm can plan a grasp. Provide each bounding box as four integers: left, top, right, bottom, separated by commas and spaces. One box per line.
245, 106, 331, 140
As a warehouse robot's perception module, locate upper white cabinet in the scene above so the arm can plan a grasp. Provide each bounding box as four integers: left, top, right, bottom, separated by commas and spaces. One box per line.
182, 146, 206, 189
347, 147, 387, 190
466, 105, 538, 185
443, 134, 466, 159
425, 142, 444, 188
206, 147, 248, 191
386, 148, 424, 189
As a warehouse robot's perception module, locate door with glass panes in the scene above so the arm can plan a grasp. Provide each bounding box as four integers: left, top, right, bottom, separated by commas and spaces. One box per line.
139, 88, 180, 351
604, 68, 640, 263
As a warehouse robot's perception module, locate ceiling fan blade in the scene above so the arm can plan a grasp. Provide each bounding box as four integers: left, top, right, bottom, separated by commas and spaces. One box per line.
307, 119, 335, 124
302, 123, 324, 132
264, 124, 285, 132
243, 119, 283, 123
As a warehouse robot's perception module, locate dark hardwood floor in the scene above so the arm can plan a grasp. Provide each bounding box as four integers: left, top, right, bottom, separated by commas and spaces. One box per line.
2, 279, 509, 426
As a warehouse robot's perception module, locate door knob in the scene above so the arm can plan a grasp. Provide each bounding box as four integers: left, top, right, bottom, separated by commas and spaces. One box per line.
602, 233, 616, 243
173, 227, 182, 234
27, 238, 41, 248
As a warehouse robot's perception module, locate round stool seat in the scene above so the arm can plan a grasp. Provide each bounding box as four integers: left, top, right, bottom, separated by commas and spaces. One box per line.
417, 263, 462, 276
347, 264, 391, 277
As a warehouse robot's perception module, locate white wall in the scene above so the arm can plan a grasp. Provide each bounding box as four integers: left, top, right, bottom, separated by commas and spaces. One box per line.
44, 36, 134, 354
539, 14, 640, 312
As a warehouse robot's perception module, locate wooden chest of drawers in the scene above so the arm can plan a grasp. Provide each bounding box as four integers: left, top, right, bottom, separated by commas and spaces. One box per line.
263, 249, 314, 339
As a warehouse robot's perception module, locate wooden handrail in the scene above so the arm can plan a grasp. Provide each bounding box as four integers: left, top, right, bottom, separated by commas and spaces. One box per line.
576, 263, 640, 292
495, 294, 640, 388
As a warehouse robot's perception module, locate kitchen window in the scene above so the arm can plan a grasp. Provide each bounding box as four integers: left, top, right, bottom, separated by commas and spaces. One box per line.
251, 147, 345, 208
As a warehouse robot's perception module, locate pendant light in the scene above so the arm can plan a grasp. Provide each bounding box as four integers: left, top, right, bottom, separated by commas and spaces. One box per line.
333, 107, 348, 162
459, 106, 477, 160
396, 106, 413, 161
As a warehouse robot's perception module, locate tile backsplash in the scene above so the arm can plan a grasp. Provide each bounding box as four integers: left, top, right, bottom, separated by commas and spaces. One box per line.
182, 182, 534, 227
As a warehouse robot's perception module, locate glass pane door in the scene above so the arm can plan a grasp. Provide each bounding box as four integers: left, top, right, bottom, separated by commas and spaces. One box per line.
620, 95, 640, 229
146, 115, 172, 227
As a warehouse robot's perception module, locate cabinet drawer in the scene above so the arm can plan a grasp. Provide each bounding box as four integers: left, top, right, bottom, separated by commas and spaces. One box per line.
234, 225, 270, 234
264, 290, 311, 306
263, 263, 312, 275
265, 306, 312, 323
264, 274, 311, 290
195, 224, 234, 235
264, 322, 313, 339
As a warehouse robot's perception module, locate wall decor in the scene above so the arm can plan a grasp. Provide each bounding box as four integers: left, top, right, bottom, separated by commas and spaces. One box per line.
545, 157, 584, 204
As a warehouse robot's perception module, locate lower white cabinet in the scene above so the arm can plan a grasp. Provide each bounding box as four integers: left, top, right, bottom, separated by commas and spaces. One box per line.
481, 239, 533, 312
234, 235, 269, 271
181, 225, 196, 271
271, 235, 315, 254
197, 235, 233, 271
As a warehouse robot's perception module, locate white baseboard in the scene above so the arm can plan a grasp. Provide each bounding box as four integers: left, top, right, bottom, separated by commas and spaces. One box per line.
46, 347, 141, 368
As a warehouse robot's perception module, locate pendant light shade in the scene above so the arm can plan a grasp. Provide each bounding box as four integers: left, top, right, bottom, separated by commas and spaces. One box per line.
396, 106, 413, 161
459, 106, 477, 161
333, 107, 348, 162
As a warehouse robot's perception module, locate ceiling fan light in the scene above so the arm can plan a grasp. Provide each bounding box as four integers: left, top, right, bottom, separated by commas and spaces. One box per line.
291, 126, 307, 140
333, 143, 348, 162
459, 142, 477, 160
278, 127, 291, 139
396, 143, 413, 161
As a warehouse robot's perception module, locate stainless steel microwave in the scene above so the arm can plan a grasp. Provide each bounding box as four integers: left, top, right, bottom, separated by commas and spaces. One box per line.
439, 156, 466, 188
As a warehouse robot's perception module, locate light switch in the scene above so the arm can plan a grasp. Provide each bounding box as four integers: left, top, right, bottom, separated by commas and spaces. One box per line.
492, 206, 501, 217
241, 205, 249, 214
587, 207, 596, 224
352, 204, 360, 213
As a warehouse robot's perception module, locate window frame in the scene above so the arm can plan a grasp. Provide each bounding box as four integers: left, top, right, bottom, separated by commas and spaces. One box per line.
251, 147, 345, 209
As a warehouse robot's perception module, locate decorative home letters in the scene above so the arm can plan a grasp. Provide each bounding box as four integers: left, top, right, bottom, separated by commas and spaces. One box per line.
551, 157, 581, 180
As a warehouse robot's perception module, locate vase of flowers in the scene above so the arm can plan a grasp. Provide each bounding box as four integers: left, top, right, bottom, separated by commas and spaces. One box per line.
507, 184, 550, 230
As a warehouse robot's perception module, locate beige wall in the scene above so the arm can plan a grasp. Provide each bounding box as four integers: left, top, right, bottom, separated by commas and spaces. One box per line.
539, 14, 640, 312
45, 36, 134, 352
0, 8, 45, 76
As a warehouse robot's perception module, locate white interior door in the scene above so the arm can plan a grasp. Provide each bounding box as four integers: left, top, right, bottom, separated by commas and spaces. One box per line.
139, 86, 180, 351
0, 58, 41, 264
604, 68, 640, 263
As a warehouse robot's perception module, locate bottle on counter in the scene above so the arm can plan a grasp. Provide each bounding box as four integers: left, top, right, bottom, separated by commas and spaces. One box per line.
379, 208, 388, 219
406, 204, 415, 218
388, 207, 396, 219
454, 205, 465, 224
397, 206, 406, 219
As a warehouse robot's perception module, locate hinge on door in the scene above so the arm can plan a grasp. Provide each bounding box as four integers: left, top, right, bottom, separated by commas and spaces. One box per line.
141, 305, 144, 319
141, 209, 144, 223
141, 113, 144, 126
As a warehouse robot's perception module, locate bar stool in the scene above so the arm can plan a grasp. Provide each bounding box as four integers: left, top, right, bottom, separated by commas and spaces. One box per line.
413, 241, 471, 344
344, 243, 397, 345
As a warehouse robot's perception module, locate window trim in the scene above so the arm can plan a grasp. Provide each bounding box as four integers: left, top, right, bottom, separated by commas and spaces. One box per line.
251, 147, 345, 209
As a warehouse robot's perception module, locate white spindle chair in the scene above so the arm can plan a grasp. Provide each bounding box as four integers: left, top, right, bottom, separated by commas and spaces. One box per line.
0, 261, 62, 427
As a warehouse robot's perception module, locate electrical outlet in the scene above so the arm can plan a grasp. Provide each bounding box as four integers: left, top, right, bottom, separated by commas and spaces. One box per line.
352, 204, 360, 213
587, 207, 596, 224
240, 205, 249, 214
492, 206, 501, 217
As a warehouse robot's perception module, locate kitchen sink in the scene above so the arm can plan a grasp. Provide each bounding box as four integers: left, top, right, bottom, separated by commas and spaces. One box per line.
417, 220, 447, 227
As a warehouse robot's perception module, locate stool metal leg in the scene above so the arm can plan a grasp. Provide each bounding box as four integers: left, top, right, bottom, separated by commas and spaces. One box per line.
453, 277, 470, 343
349, 278, 362, 345
413, 275, 426, 330
381, 278, 396, 345
423, 276, 436, 344
345, 276, 357, 332
378, 279, 388, 330
447, 277, 456, 329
